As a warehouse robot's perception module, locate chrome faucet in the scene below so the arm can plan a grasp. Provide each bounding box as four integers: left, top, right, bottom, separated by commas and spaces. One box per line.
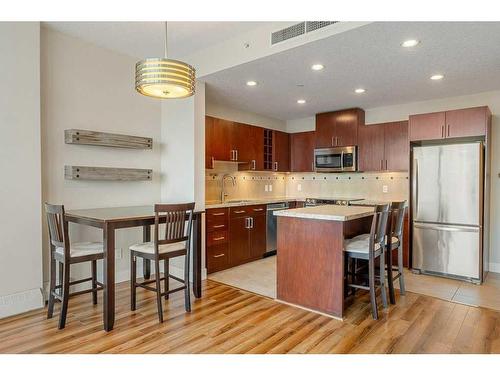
220, 174, 236, 203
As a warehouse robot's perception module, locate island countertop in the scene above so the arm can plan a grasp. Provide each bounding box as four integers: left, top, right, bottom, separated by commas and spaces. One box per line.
273, 204, 374, 221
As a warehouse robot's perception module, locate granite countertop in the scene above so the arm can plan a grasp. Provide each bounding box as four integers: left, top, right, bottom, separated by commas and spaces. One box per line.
352, 199, 408, 207
205, 197, 306, 209
273, 204, 375, 222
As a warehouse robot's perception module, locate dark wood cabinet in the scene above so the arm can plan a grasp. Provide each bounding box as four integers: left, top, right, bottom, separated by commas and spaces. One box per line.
235, 123, 264, 171
315, 108, 364, 148
205, 116, 235, 167
249, 209, 267, 259
358, 121, 409, 172
273, 131, 290, 172
409, 107, 489, 141
229, 215, 251, 266
358, 124, 385, 172
384, 121, 409, 172
290, 131, 315, 172
445, 107, 488, 138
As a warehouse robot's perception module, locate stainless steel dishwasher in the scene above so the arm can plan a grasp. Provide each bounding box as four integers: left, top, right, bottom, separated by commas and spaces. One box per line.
266, 202, 290, 254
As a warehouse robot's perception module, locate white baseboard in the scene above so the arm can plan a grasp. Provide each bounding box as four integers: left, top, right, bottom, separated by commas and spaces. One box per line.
489, 262, 500, 273
0, 288, 44, 319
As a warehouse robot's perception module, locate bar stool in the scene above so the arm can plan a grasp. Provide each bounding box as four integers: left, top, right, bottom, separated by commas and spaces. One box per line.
45, 203, 104, 329
344, 204, 390, 320
129, 203, 195, 323
386, 201, 407, 304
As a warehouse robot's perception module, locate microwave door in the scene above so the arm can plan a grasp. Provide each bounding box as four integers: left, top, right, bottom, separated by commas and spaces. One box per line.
315, 153, 342, 171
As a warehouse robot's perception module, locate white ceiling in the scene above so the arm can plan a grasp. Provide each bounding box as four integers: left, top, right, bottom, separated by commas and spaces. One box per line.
43, 21, 280, 59
202, 22, 500, 120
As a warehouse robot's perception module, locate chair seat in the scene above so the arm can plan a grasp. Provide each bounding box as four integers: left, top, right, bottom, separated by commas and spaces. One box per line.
129, 241, 186, 255
344, 234, 381, 254
56, 242, 103, 257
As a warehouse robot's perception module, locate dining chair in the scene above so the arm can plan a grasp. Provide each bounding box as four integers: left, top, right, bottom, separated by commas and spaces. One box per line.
386, 201, 407, 304
129, 202, 195, 323
344, 203, 390, 320
45, 203, 104, 329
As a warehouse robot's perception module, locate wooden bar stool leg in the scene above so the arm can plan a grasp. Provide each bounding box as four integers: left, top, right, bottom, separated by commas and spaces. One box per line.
130, 253, 137, 311
398, 243, 406, 295
368, 257, 378, 320
154, 258, 164, 323
386, 244, 396, 304
91, 260, 98, 305
164, 259, 169, 300
379, 253, 388, 309
47, 257, 56, 319
58, 262, 71, 329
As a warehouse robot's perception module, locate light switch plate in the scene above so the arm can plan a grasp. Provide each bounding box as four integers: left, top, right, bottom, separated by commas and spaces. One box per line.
265, 185, 269, 192
269, 185, 273, 192
297, 184, 302, 192
115, 248, 122, 259
382, 185, 388, 193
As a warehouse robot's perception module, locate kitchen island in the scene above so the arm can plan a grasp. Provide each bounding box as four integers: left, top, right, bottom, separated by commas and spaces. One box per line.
274, 205, 375, 318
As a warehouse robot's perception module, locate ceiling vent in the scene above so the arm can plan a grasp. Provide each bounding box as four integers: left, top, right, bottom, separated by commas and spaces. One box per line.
271, 21, 337, 45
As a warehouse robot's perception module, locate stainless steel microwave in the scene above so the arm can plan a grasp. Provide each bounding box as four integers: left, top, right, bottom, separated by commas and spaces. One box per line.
314, 146, 358, 172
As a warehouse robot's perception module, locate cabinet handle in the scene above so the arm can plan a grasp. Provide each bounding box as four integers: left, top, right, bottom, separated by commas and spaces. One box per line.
213, 236, 225, 241
245, 217, 250, 229
250, 217, 254, 229
447, 124, 450, 137
212, 212, 225, 216
251, 160, 256, 170
211, 156, 215, 168
381, 160, 384, 170
385, 160, 388, 170
441, 126, 444, 138
274, 162, 278, 171
213, 253, 225, 258
234, 210, 246, 214
253, 208, 264, 212
311, 161, 314, 171
336, 137, 339, 146
212, 224, 225, 228
235, 149, 238, 161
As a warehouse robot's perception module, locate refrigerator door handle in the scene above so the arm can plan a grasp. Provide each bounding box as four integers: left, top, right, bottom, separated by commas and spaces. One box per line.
412, 158, 418, 218
413, 222, 480, 232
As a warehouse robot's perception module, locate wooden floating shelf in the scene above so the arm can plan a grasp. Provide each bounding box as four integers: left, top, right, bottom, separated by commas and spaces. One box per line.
65, 129, 153, 149
65, 166, 153, 181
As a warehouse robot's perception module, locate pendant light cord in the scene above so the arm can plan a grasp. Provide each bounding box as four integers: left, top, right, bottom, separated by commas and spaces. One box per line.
164, 21, 168, 58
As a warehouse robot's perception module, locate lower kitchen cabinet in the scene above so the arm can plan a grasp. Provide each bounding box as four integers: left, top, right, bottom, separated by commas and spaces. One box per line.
206, 205, 267, 273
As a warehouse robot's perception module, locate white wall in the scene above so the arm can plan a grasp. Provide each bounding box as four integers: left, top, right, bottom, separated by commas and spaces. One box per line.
41, 27, 162, 285
206, 100, 287, 131
0, 22, 43, 318
286, 90, 500, 270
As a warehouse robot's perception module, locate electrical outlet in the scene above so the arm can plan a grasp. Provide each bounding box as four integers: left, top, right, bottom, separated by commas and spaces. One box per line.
269, 184, 272, 192
297, 183, 302, 192
265, 185, 269, 192
115, 248, 122, 259
382, 185, 388, 193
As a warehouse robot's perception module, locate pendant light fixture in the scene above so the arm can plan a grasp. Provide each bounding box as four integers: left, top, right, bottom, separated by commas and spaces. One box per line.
135, 22, 196, 99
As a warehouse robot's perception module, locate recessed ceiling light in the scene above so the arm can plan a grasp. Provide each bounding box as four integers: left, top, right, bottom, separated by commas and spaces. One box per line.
430, 74, 444, 80
297, 99, 306, 104
246, 80, 257, 86
311, 64, 324, 71
354, 88, 366, 94
402, 39, 420, 48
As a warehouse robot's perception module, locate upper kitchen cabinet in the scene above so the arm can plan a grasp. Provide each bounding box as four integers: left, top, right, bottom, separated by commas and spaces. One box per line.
235, 123, 264, 171
205, 116, 235, 167
315, 108, 364, 148
358, 121, 409, 172
272, 130, 290, 172
409, 106, 490, 141
290, 131, 315, 172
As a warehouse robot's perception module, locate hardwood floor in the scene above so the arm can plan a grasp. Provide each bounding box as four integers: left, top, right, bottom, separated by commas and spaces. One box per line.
0, 279, 499, 354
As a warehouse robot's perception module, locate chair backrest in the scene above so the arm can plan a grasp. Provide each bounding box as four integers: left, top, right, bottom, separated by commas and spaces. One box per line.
390, 201, 406, 239
369, 203, 391, 254
153, 203, 196, 255
45, 203, 70, 257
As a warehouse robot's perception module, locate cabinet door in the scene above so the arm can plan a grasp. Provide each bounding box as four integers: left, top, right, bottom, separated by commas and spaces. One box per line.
358, 124, 385, 172
384, 120, 409, 172
273, 130, 290, 172
229, 217, 251, 266
236, 123, 264, 170
315, 112, 336, 148
250, 213, 267, 259
290, 131, 315, 172
205, 116, 214, 168
210, 117, 234, 161
335, 108, 362, 146
445, 107, 487, 138
409, 112, 445, 141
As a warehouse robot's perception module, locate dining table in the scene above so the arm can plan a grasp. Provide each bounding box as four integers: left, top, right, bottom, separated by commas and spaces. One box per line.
65, 205, 205, 331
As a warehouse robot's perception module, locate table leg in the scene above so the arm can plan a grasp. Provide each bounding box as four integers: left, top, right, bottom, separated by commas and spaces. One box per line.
193, 213, 202, 298
143, 225, 151, 279
103, 223, 115, 331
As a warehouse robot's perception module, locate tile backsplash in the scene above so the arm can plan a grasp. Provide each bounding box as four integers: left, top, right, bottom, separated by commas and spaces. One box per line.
206, 161, 408, 204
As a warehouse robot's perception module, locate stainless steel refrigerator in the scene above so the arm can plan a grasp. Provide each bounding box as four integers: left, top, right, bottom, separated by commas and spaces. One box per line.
411, 142, 484, 282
